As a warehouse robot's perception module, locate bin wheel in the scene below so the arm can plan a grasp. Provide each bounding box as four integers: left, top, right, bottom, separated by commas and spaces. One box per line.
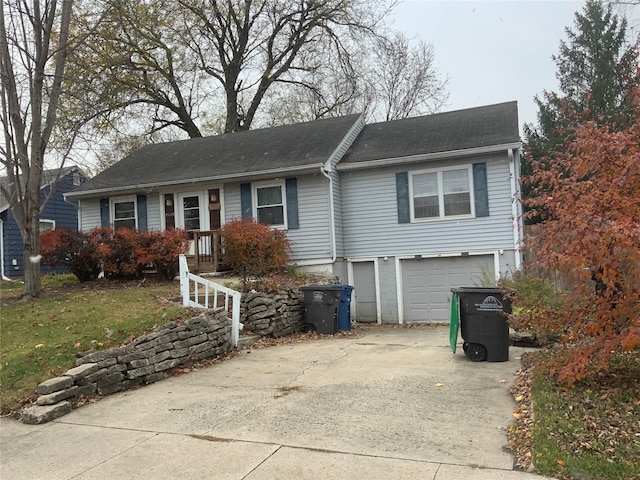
301, 323, 316, 333
462, 342, 469, 353
466, 343, 487, 362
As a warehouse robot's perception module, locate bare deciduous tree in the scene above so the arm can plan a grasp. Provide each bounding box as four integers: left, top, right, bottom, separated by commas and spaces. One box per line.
1, 0, 74, 298
179, 0, 394, 132
67, 0, 214, 139
67, 0, 448, 153
368, 33, 449, 121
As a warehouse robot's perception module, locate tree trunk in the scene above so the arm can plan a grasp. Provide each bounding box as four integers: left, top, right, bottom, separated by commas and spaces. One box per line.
22, 213, 42, 298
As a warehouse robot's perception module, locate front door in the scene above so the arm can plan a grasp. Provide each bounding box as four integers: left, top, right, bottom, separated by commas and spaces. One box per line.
175, 193, 204, 254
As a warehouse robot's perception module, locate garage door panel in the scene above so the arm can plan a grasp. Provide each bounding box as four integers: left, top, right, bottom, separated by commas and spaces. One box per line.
402, 256, 494, 322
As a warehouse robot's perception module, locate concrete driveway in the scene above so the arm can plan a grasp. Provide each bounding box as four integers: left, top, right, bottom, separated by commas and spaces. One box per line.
0, 325, 551, 479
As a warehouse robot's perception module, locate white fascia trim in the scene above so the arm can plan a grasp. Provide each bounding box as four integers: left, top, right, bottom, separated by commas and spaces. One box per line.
323, 113, 366, 173
65, 164, 322, 200
336, 142, 522, 172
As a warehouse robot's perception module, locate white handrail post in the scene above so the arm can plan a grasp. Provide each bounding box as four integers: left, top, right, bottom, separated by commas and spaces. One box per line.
179, 253, 243, 349
179, 255, 190, 307
231, 292, 241, 348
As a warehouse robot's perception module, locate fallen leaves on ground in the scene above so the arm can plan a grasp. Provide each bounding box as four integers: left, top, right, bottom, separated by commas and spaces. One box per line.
508, 351, 640, 478
509, 354, 536, 472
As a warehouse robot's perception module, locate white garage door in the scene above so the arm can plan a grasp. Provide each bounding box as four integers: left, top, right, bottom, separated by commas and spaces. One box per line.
402, 255, 494, 322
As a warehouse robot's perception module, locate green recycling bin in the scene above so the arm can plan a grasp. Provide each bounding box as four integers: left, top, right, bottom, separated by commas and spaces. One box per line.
450, 287, 514, 362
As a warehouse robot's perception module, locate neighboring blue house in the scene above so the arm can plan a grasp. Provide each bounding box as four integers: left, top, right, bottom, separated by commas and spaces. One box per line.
0, 166, 88, 278
68, 103, 523, 323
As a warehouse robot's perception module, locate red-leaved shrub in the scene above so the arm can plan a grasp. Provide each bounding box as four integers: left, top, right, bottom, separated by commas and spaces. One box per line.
139, 229, 191, 280
220, 219, 291, 289
40, 229, 102, 282
41, 227, 191, 282
95, 228, 141, 278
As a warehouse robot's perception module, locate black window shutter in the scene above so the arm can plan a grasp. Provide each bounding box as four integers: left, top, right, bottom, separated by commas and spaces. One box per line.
285, 177, 299, 229
136, 194, 148, 231
473, 163, 489, 217
396, 172, 410, 224
100, 198, 110, 227
240, 183, 252, 219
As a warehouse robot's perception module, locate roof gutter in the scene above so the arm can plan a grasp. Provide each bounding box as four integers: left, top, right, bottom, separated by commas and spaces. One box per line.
337, 142, 522, 171
65, 164, 322, 200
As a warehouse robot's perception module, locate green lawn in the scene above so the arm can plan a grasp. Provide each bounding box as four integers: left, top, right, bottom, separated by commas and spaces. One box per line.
0, 275, 188, 414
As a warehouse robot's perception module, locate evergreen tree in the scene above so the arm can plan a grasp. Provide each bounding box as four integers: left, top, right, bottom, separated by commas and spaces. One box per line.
522, 0, 639, 224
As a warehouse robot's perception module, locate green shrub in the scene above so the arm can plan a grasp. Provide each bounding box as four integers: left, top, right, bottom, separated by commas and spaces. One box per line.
499, 270, 567, 337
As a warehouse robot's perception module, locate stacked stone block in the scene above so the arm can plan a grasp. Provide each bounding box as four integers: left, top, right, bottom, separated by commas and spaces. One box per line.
22, 308, 231, 425
241, 291, 305, 337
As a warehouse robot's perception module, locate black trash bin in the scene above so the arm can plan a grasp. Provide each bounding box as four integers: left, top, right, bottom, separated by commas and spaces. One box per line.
450, 287, 514, 362
299, 285, 343, 334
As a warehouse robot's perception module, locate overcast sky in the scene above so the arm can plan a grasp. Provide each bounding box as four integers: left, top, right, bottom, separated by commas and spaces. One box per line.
390, 0, 588, 133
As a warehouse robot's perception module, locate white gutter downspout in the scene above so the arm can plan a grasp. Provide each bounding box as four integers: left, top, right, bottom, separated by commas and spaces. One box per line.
319, 113, 365, 266
321, 166, 337, 264
0, 218, 12, 281
509, 148, 523, 270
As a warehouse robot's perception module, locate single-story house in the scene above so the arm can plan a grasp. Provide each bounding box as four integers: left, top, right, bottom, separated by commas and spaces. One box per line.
67, 102, 523, 323
1, 166, 88, 278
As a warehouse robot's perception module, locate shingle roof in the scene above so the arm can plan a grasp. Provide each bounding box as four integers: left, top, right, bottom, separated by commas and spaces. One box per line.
340, 101, 519, 164
72, 114, 363, 196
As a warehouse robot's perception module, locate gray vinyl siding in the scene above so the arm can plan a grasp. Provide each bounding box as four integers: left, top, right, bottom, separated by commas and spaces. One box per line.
329, 115, 364, 260
224, 174, 332, 262
79, 194, 161, 231
79, 197, 102, 230
332, 169, 345, 258
340, 153, 515, 258
223, 183, 242, 221
146, 193, 161, 231
288, 174, 331, 261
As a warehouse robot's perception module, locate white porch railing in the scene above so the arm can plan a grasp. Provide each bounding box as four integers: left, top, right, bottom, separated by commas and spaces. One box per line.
179, 254, 243, 348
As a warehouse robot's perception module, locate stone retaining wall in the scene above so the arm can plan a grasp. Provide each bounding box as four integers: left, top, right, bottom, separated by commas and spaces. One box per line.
241, 291, 305, 337
22, 308, 231, 425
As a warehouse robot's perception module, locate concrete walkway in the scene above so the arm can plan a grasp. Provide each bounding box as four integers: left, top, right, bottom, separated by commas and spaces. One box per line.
0, 325, 551, 479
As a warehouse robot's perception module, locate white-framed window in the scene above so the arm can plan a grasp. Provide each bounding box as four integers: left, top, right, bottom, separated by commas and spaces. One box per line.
410, 167, 473, 221
112, 196, 137, 230
39, 219, 55, 232
181, 194, 202, 231
254, 181, 286, 228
